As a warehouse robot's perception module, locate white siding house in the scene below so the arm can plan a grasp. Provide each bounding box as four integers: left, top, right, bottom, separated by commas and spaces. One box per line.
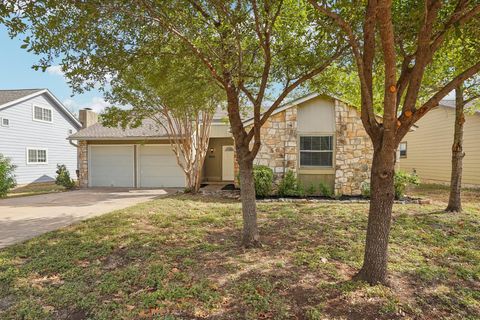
0, 89, 81, 185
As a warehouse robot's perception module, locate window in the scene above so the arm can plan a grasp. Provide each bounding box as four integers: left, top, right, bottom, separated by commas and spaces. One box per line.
1, 117, 9, 127
300, 136, 334, 167
33, 106, 53, 122
27, 148, 48, 164
399, 142, 407, 158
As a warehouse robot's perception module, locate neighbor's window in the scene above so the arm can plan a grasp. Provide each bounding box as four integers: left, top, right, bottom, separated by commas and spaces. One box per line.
33, 106, 53, 122
300, 136, 333, 167
1, 117, 9, 127
27, 148, 48, 164
399, 142, 407, 158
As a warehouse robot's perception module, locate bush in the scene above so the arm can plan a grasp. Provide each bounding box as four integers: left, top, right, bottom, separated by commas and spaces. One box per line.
318, 182, 333, 197
278, 170, 304, 197
253, 165, 274, 197
394, 171, 420, 199
0, 154, 16, 197
55, 164, 76, 189
306, 183, 317, 196
361, 181, 371, 198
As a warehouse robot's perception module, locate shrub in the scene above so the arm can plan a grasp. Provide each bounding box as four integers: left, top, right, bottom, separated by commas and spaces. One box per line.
318, 182, 333, 197
253, 165, 274, 197
306, 183, 317, 196
0, 154, 16, 197
394, 171, 420, 199
361, 181, 371, 198
277, 170, 298, 197
55, 164, 76, 189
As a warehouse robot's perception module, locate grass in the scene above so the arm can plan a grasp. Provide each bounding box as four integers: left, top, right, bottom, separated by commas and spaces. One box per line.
7, 182, 67, 198
0, 184, 479, 319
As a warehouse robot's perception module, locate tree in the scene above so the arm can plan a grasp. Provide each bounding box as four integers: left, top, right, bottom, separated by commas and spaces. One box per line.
445, 80, 480, 212
100, 50, 222, 193
0, 0, 346, 247
308, 0, 480, 284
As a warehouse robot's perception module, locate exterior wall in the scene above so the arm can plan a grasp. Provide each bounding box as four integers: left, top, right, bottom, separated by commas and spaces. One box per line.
334, 100, 373, 195
253, 107, 298, 178
399, 106, 480, 186
0, 93, 79, 184
203, 137, 234, 182
238, 96, 373, 195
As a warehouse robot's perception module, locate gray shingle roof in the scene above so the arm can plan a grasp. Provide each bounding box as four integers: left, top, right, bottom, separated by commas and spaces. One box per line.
69, 118, 172, 140
0, 89, 45, 106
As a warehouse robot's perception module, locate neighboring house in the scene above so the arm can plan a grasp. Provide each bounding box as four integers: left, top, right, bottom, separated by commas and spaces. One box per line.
399, 100, 480, 187
70, 93, 374, 195
0, 89, 81, 185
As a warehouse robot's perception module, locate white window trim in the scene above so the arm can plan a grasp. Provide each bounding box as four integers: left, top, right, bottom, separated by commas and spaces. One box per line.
299, 134, 335, 168
399, 141, 407, 158
26, 148, 49, 165
32, 104, 53, 123
0, 117, 9, 127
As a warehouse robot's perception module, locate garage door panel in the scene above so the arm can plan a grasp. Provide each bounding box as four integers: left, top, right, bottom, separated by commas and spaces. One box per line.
89, 146, 134, 187
138, 146, 185, 188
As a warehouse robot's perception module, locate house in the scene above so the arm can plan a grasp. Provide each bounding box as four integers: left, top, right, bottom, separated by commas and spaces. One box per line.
69, 93, 374, 195
398, 100, 480, 187
0, 89, 82, 185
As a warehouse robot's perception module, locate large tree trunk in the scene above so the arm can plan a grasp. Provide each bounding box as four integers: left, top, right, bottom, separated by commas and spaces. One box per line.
446, 85, 465, 213
356, 146, 396, 285
238, 159, 260, 248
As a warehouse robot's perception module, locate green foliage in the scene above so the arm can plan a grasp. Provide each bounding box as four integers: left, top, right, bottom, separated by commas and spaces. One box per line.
0, 154, 16, 197
253, 165, 274, 198
394, 171, 420, 200
277, 170, 304, 197
306, 183, 317, 196
55, 164, 76, 190
361, 181, 371, 198
318, 182, 333, 197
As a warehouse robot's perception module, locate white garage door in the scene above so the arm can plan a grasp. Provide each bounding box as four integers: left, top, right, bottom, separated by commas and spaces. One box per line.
89, 145, 134, 187
138, 145, 185, 188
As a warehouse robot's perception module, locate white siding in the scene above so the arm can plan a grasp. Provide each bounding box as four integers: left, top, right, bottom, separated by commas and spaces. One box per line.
0, 93, 78, 184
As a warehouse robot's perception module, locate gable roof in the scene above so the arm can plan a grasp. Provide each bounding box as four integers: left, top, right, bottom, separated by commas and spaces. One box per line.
0, 88, 82, 128
68, 118, 171, 140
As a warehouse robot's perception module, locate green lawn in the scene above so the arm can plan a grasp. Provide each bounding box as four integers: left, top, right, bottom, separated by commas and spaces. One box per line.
8, 182, 67, 198
0, 185, 479, 319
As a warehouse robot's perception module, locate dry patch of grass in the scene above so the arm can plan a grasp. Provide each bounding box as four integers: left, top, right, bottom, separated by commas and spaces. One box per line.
0, 187, 478, 319
8, 182, 67, 198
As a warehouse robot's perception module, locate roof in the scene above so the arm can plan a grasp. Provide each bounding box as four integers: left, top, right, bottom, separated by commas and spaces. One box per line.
439, 99, 479, 114
68, 118, 171, 140
0, 88, 82, 128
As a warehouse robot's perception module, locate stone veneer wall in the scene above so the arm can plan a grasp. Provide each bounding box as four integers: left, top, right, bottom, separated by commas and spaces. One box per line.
78, 140, 88, 188
334, 100, 373, 195
252, 107, 297, 180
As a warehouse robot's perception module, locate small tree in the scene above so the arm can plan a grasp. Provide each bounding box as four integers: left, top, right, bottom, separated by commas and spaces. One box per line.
55, 164, 76, 189
0, 154, 16, 197
100, 53, 221, 193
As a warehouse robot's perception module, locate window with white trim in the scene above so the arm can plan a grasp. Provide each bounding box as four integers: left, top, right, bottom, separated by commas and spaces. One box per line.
1, 117, 9, 127
300, 136, 334, 167
33, 106, 53, 122
399, 142, 407, 158
27, 148, 48, 164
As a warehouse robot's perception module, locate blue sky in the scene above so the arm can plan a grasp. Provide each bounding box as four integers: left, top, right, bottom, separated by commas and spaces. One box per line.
0, 25, 109, 114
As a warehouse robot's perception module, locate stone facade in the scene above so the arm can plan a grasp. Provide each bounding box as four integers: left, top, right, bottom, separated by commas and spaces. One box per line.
235, 98, 373, 195
334, 100, 373, 195
78, 140, 88, 188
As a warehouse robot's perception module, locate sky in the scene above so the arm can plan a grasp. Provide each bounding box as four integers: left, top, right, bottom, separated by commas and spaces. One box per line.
0, 25, 109, 114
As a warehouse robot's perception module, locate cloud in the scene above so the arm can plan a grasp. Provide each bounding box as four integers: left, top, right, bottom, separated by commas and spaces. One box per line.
46, 65, 65, 76
63, 96, 111, 114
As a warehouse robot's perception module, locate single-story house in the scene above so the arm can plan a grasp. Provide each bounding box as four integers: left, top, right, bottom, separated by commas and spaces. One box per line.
399, 100, 480, 187
69, 93, 374, 195
0, 89, 81, 185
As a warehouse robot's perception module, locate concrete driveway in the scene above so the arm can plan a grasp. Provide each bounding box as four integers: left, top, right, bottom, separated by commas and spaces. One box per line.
0, 188, 173, 249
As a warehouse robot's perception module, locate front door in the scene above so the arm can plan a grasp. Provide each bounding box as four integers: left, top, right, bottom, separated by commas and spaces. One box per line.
222, 146, 235, 181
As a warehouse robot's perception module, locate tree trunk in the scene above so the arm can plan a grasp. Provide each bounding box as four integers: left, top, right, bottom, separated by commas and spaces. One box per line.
446, 85, 465, 213
238, 159, 260, 248
356, 146, 396, 285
